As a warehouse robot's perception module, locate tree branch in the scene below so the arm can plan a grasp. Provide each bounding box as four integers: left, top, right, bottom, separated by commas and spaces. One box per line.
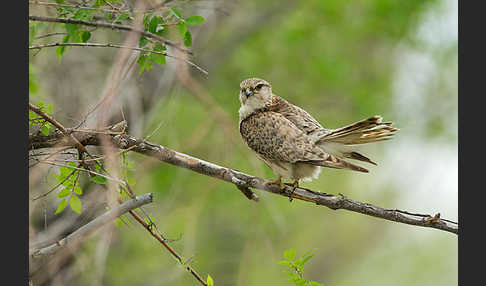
29, 128, 458, 235
29, 42, 208, 75
28, 15, 191, 54
30, 193, 153, 259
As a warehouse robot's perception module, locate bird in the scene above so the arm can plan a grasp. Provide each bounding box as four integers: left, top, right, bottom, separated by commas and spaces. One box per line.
238, 77, 398, 191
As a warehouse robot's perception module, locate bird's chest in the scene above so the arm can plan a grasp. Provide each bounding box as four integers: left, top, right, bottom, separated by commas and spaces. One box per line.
239, 113, 284, 155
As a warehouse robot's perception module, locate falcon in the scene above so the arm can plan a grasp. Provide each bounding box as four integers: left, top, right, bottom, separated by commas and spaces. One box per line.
238, 77, 398, 190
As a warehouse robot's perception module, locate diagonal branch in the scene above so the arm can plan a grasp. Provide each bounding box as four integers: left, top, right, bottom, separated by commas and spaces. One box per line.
28, 15, 191, 54
30, 193, 153, 259
29, 128, 459, 235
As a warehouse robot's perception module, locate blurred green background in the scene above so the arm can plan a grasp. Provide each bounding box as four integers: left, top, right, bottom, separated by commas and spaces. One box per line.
29, 0, 457, 285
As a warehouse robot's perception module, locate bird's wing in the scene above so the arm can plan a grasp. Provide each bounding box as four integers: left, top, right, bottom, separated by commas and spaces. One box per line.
268, 95, 331, 139
240, 111, 369, 172
239, 111, 328, 163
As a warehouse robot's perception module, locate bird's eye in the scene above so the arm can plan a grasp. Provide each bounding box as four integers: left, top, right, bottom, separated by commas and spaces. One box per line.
256, 83, 264, 89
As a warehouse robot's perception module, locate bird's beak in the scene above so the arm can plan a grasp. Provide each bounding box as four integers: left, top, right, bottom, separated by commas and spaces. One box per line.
245, 89, 253, 97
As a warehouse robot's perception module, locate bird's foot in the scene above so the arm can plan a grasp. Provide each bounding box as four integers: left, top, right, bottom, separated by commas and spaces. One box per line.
264, 176, 284, 190
288, 180, 299, 202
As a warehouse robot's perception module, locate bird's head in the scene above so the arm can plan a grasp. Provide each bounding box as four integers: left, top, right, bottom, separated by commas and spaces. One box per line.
238, 78, 273, 120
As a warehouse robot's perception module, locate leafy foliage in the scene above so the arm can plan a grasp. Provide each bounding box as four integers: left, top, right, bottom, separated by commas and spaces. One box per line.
30, 0, 205, 74
52, 162, 83, 214
29, 101, 55, 136
278, 249, 323, 286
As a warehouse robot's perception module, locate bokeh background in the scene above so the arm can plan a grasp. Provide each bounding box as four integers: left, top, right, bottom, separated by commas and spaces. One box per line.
29, 0, 457, 285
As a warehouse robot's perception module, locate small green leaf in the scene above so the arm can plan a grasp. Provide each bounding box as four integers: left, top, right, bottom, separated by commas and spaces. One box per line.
302, 254, 314, 265
70, 196, 82, 214
284, 248, 296, 261
29, 65, 38, 94
206, 274, 214, 286
278, 260, 292, 266
139, 36, 149, 48
116, 13, 130, 21
309, 281, 324, 286
47, 103, 53, 115
73, 186, 83, 195
57, 188, 71, 198
170, 8, 182, 19
184, 16, 205, 26
81, 31, 91, 42
150, 52, 166, 65
114, 217, 124, 227
90, 176, 107, 185
37, 101, 45, 109
29, 24, 37, 46
55, 199, 68, 214
92, 0, 104, 8
143, 13, 153, 27
148, 16, 159, 33
65, 23, 79, 38
183, 31, 192, 47
41, 125, 50, 136
56, 45, 66, 59
177, 23, 187, 37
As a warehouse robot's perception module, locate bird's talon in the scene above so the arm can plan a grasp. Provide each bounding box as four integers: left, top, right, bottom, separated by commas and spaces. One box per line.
288, 180, 299, 202
264, 176, 284, 190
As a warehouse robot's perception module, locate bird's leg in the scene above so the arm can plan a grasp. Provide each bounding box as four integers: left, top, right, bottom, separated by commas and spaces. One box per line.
288, 180, 299, 202
264, 176, 284, 189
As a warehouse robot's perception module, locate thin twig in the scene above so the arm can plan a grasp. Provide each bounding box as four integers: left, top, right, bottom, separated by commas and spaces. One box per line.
29, 193, 154, 258
28, 15, 191, 54
29, 1, 130, 14
127, 207, 208, 285
32, 167, 78, 201
29, 42, 208, 75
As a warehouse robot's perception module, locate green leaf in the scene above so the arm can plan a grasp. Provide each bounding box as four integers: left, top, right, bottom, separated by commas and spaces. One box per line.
309, 281, 324, 286
148, 16, 159, 33
29, 24, 37, 46
37, 101, 45, 109
184, 16, 205, 26
92, 0, 104, 8
177, 23, 187, 37
69, 196, 82, 214
278, 260, 292, 266
150, 52, 166, 65
284, 248, 296, 261
114, 217, 124, 227
116, 13, 131, 21
56, 44, 67, 59
81, 31, 91, 43
302, 254, 314, 265
41, 125, 50, 136
29, 65, 38, 94
170, 8, 182, 19
90, 176, 107, 185
139, 36, 149, 48
183, 31, 192, 47
143, 13, 153, 27
206, 274, 214, 286
47, 103, 53, 115
57, 188, 71, 198
65, 24, 80, 38
29, 111, 37, 120
55, 199, 68, 214
73, 186, 83, 195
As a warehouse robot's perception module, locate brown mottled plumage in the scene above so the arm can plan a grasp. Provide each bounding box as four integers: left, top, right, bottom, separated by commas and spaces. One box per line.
238, 77, 398, 189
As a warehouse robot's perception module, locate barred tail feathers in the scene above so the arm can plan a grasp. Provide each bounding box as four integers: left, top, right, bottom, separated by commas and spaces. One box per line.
316, 115, 398, 165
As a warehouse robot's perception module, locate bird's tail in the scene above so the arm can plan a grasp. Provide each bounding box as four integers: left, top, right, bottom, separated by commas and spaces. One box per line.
316, 115, 398, 165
